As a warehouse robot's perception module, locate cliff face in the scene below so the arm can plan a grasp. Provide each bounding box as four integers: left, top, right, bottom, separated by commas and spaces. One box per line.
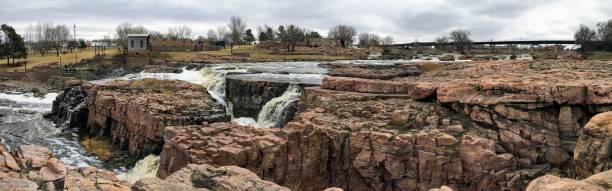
225, 76, 292, 118
51, 79, 230, 160
83, 79, 230, 159
157, 61, 612, 191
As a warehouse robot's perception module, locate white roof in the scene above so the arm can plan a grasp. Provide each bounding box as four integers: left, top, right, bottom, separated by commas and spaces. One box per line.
127, 34, 149, 37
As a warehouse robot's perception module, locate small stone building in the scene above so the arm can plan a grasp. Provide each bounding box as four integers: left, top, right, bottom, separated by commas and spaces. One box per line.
127, 34, 150, 55
306, 38, 340, 48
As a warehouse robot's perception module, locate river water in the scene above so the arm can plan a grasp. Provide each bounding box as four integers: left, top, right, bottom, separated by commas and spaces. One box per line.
0, 92, 106, 169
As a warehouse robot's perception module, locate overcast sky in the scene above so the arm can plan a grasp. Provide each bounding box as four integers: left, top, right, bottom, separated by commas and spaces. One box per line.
1, 0, 610, 43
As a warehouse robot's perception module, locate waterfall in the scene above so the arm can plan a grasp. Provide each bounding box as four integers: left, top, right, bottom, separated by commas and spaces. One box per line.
255, 85, 302, 128
118, 155, 160, 184
201, 68, 226, 103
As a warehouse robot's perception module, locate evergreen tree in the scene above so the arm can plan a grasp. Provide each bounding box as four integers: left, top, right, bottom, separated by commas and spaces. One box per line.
1, 24, 27, 64
244, 29, 256, 45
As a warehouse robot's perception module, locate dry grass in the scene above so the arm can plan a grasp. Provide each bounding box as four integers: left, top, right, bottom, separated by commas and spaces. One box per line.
158, 45, 351, 62
80, 136, 112, 161
131, 78, 174, 93
587, 52, 612, 60
418, 63, 444, 72
0, 48, 119, 72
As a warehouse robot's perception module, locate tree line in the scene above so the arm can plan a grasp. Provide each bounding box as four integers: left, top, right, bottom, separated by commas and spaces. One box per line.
23, 22, 87, 57
575, 19, 612, 54
113, 16, 396, 53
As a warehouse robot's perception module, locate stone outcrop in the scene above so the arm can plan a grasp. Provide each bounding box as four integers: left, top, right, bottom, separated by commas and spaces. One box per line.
525, 170, 612, 191
45, 80, 89, 128
322, 77, 437, 99
155, 60, 612, 191
158, 88, 524, 191
319, 62, 422, 80
83, 79, 229, 159
51, 79, 229, 161
133, 164, 290, 191
574, 111, 612, 178
0, 144, 129, 191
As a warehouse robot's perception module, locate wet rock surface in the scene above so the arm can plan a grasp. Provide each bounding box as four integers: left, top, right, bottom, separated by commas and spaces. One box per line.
226, 76, 312, 119
45, 80, 88, 128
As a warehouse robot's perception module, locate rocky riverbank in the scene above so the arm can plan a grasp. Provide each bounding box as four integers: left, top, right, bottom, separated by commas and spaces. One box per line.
156, 60, 611, 190
47, 79, 230, 162
43, 59, 612, 191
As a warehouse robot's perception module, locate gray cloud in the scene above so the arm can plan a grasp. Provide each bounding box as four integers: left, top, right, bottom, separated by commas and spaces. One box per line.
1, 0, 610, 42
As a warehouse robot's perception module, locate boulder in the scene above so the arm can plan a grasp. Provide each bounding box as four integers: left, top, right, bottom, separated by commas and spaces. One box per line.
574, 111, 612, 178
526, 170, 612, 191
70, 79, 230, 159
134, 164, 290, 191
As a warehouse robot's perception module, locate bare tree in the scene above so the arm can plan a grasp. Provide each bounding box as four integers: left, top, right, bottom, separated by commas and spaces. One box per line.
207, 29, 218, 42
575, 25, 597, 54
115, 22, 148, 53
217, 26, 229, 45
435, 36, 449, 50
449, 29, 471, 53
381, 35, 394, 45
357, 33, 381, 48
167, 25, 192, 40
328, 25, 357, 48
46, 24, 70, 57
227, 16, 246, 53
596, 19, 612, 51
149, 31, 164, 39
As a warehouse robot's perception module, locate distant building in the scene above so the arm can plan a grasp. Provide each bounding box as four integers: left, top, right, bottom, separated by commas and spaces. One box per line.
306, 38, 340, 48
127, 34, 150, 55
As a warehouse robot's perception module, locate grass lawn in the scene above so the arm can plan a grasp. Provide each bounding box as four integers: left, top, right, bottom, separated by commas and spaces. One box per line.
0, 48, 119, 72
157, 45, 352, 62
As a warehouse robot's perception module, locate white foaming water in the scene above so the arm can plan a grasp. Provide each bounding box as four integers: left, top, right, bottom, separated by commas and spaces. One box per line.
91, 67, 205, 85
255, 85, 302, 128
47, 137, 105, 168
0, 92, 58, 112
118, 155, 160, 184
201, 67, 228, 103
232, 117, 257, 126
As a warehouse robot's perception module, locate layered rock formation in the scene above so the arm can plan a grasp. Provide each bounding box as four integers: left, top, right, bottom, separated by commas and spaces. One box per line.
154, 60, 612, 191
0, 144, 129, 191
83, 79, 229, 159
134, 164, 290, 191
319, 62, 422, 80
51, 79, 229, 160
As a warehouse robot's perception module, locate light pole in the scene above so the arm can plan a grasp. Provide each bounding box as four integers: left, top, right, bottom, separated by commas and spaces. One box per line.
74, 24, 78, 64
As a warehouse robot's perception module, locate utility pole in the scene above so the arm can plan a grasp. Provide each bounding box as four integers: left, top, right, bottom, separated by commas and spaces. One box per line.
74, 24, 78, 64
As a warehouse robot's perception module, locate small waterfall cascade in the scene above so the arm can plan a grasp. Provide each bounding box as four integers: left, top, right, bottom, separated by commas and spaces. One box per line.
118, 155, 160, 184
255, 85, 302, 128
201, 68, 227, 103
